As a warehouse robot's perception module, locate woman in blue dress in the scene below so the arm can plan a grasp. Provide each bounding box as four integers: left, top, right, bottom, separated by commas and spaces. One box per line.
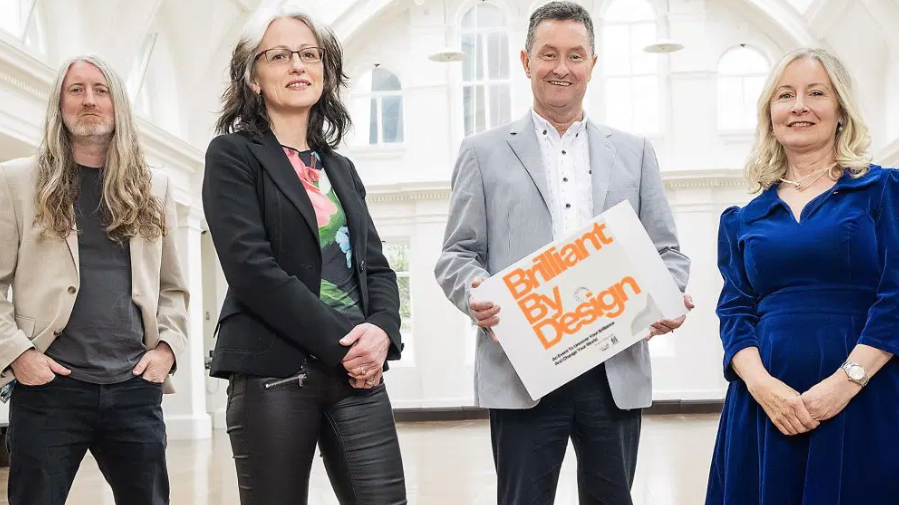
706, 48, 899, 505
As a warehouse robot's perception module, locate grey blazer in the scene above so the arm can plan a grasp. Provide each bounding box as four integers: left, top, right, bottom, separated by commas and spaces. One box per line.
434, 112, 690, 410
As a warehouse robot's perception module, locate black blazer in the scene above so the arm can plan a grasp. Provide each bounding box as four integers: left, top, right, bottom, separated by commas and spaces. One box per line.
202, 129, 402, 379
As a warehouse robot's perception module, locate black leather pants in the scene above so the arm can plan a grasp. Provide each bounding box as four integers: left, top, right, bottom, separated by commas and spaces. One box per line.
225, 360, 407, 505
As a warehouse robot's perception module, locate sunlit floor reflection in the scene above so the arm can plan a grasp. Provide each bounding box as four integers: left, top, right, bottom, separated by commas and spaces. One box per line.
0, 414, 720, 504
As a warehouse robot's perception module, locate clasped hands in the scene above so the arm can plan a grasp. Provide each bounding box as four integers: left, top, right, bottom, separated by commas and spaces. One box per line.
747, 371, 861, 437
340, 323, 390, 389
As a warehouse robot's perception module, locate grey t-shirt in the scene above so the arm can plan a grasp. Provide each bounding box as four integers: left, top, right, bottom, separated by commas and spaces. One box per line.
45, 165, 146, 384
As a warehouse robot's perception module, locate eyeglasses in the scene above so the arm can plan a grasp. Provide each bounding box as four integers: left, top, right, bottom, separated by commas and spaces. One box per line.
255, 47, 324, 65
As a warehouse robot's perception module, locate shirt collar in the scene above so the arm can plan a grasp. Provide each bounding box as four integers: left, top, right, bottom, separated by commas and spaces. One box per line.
531, 109, 588, 139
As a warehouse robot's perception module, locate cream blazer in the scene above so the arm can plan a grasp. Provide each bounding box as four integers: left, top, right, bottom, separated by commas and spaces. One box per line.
0, 156, 189, 394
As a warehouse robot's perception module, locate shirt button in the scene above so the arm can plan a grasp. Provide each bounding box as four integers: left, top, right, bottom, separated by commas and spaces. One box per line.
563, 177, 569, 182
542, 130, 547, 135
562, 150, 567, 155
565, 203, 571, 209
67, 286, 77, 294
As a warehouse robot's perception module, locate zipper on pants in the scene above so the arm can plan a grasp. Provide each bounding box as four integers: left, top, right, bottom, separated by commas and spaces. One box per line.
264, 372, 308, 389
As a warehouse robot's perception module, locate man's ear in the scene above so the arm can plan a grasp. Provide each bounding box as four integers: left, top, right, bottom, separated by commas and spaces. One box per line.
520, 49, 531, 78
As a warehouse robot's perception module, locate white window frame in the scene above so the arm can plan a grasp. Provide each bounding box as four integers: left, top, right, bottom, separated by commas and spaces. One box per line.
717, 46, 770, 133
602, 0, 661, 134
352, 68, 405, 147
460, 3, 512, 136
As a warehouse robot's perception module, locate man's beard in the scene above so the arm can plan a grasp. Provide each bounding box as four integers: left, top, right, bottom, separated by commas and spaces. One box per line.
63, 112, 114, 143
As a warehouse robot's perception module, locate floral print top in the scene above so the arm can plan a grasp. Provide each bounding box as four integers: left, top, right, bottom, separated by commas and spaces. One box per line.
283, 147, 365, 325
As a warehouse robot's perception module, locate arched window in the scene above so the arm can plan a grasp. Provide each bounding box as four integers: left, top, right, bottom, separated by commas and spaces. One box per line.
0, 0, 47, 56
602, 0, 659, 133
128, 32, 158, 119
461, 3, 511, 136
126, 29, 182, 137
351, 67, 404, 145
717, 46, 769, 131
0, 0, 27, 37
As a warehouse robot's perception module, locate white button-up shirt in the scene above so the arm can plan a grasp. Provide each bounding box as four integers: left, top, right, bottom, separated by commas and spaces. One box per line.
531, 109, 593, 241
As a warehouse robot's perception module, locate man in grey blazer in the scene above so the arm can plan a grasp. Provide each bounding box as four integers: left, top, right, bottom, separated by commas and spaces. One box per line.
434, 3, 692, 504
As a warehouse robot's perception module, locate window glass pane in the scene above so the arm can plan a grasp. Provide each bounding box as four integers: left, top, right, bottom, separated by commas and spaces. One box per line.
476, 33, 487, 81
462, 33, 476, 82
743, 75, 765, 128
350, 95, 370, 145
475, 85, 487, 133
382, 95, 404, 144
602, 25, 630, 76
464, 86, 475, 136
631, 76, 659, 133
0, 0, 23, 36
462, 6, 477, 29
605, 77, 633, 131
369, 97, 380, 144
371, 68, 401, 92
487, 32, 509, 80
464, 85, 487, 135
717, 76, 743, 130
630, 23, 657, 75
719, 47, 769, 75
489, 83, 511, 128
476, 4, 504, 29
397, 276, 412, 330
383, 242, 409, 271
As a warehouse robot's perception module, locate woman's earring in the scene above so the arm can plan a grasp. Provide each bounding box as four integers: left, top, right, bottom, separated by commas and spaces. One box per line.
837, 122, 843, 132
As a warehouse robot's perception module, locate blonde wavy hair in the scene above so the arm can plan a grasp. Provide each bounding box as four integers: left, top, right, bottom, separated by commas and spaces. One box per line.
746, 48, 871, 192
35, 55, 165, 243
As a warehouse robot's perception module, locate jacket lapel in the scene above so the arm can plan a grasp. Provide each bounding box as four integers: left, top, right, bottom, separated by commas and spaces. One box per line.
65, 223, 80, 276
507, 113, 551, 211
588, 122, 617, 213
248, 130, 320, 246
318, 151, 365, 261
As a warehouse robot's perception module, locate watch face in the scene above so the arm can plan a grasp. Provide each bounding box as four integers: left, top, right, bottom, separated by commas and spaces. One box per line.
847, 365, 865, 381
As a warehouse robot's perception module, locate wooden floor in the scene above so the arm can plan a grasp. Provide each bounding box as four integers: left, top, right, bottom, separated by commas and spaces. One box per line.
0, 414, 720, 504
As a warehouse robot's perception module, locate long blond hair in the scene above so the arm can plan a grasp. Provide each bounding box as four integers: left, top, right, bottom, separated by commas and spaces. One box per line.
35, 55, 165, 243
746, 48, 871, 192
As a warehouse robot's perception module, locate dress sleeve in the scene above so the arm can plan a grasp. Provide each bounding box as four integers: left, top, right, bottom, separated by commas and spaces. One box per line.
857, 169, 899, 356
716, 206, 761, 382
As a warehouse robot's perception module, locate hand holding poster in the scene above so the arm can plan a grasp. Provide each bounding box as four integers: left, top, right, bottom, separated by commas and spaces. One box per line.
471, 201, 687, 400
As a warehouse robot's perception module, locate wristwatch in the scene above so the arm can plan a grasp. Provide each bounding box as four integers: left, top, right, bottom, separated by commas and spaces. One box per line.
840, 360, 869, 387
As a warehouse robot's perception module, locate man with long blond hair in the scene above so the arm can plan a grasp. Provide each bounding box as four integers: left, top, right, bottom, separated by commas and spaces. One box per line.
0, 55, 188, 505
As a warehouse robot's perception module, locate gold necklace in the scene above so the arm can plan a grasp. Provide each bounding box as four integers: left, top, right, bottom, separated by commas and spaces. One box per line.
779, 166, 832, 191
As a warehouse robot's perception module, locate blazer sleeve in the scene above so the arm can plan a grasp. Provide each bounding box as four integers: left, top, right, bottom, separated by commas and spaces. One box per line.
0, 164, 34, 374
202, 135, 353, 367
346, 159, 403, 361
155, 175, 190, 370
857, 169, 899, 356
638, 138, 690, 291
433, 138, 490, 316
716, 206, 760, 381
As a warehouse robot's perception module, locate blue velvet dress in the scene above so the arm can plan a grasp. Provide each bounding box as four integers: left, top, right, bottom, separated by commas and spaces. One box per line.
705, 165, 899, 505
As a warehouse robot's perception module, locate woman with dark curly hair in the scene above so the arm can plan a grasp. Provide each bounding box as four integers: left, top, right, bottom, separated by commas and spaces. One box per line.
202, 6, 406, 504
